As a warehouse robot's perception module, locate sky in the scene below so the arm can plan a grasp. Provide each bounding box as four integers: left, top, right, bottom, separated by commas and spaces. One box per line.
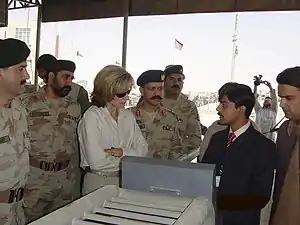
7, 8, 300, 94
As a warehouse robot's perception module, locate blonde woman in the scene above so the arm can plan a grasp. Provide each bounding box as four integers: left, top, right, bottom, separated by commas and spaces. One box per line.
78, 65, 148, 195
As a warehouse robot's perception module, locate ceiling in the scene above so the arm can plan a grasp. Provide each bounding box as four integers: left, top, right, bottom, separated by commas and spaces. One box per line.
1, 0, 300, 25
42, 0, 300, 23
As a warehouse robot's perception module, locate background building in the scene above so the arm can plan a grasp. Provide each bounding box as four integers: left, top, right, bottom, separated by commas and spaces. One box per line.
0, 19, 37, 84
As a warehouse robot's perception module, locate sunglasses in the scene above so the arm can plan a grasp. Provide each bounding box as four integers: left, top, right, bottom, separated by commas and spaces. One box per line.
116, 90, 131, 98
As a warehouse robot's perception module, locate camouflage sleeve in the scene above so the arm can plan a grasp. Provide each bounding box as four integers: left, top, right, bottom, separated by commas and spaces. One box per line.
16, 93, 31, 114
67, 102, 82, 199
183, 102, 202, 150
77, 87, 90, 115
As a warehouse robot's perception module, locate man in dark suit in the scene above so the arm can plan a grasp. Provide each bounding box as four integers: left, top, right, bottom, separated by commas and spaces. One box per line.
201, 83, 277, 225
269, 67, 300, 225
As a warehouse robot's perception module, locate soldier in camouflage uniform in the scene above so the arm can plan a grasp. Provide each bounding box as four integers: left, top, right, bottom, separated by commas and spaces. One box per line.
54, 60, 85, 199
37, 57, 85, 199
0, 38, 31, 225
37, 56, 90, 115
57, 60, 90, 115
162, 65, 202, 154
130, 70, 186, 159
20, 58, 81, 222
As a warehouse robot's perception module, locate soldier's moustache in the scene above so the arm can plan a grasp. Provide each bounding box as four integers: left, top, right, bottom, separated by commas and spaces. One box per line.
150, 96, 162, 100
171, 85, 180, 89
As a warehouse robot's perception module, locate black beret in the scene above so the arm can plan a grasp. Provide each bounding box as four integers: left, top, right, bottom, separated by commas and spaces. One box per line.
36, 54, 57, 70
57, 60, 76, 72
137, 70, 165, 87
164, 65, 184, 77
0, 38, 30, 68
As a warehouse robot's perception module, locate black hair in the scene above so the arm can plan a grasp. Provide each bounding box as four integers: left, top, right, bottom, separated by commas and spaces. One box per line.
277, 66, 300, 89
219, 83, 255, 119
218, 82, 239, 96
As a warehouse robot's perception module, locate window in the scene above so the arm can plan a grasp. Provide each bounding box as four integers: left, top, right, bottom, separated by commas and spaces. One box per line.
15, 27, 31, 44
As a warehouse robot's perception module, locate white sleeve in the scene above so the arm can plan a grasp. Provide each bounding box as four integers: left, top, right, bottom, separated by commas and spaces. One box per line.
122, 114, 148, 157
270, 88, 278, 113
77, 110, 120, 171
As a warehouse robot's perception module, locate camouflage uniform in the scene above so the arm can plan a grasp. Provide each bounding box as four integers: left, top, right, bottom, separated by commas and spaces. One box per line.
24, 84, 36, 94
69, 82, 90, 115
130, 104, 186, 160
19, 90, 81, 222
0, 98, 30, 225
163, 93, 202, 151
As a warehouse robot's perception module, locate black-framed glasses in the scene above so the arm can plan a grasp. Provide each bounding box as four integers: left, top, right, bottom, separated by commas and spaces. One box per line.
116, 90, 131, 98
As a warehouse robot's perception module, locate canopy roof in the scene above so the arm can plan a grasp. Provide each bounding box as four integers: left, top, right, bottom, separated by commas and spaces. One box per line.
41, 0, 300, 22
0, 0, 299, 26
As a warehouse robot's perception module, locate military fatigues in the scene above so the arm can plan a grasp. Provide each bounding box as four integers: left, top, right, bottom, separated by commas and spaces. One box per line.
130, 104, 186, 159
19, 91, 81, 222
69, 82, 90, 115
0, 98, 30, 225
163, 93, 202, 151
58, 60, 90, 198
24, 84, 36, 94
0, 38, 31, 225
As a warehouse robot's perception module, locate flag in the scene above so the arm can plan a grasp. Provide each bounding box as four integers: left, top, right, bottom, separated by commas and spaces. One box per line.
76, 51, 83, 57
174, 39, 183, 51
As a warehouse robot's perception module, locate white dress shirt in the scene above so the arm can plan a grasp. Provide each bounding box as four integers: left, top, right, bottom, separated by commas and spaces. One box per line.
229, 120, 251, 141
77, 106, 148, 174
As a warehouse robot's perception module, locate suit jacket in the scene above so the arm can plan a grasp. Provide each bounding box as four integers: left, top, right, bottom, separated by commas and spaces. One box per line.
202, 125, 277, 225
269, 120, 297, 224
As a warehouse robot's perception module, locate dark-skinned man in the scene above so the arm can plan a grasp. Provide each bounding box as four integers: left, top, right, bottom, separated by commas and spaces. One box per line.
20, 58, 81, 222
163, 65, 202, 160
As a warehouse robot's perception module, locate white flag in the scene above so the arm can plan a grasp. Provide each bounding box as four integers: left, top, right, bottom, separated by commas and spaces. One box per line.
76, 51, 83, 57
174, 39, 183, 51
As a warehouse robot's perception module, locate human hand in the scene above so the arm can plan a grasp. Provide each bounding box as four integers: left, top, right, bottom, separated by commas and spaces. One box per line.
104, 148, 123, 158
263, 81, 272, 88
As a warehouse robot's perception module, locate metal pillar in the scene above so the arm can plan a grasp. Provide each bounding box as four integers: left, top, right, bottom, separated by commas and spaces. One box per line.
34, 5, 42, 88
121, 0, 129, 69
230, 14, 238, 82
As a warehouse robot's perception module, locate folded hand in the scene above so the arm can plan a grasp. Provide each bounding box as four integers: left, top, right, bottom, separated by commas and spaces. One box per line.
104, 148, 123, 158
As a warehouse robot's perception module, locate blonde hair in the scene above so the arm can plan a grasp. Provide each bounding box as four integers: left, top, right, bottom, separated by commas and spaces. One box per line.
91, 65, 133, 107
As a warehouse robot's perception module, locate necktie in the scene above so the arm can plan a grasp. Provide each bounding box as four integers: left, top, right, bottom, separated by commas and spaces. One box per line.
227, 132, 236, 147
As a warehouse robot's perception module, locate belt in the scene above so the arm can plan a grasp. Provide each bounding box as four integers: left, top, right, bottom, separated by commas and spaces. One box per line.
0, 188, 24, 203
30, 158, 69, 172
85, 167, 119, 177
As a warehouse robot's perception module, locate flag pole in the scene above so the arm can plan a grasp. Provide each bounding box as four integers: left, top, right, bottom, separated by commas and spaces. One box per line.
55, 23, 59, 58
230, 14, 239, 81
173, 38, 176, 64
